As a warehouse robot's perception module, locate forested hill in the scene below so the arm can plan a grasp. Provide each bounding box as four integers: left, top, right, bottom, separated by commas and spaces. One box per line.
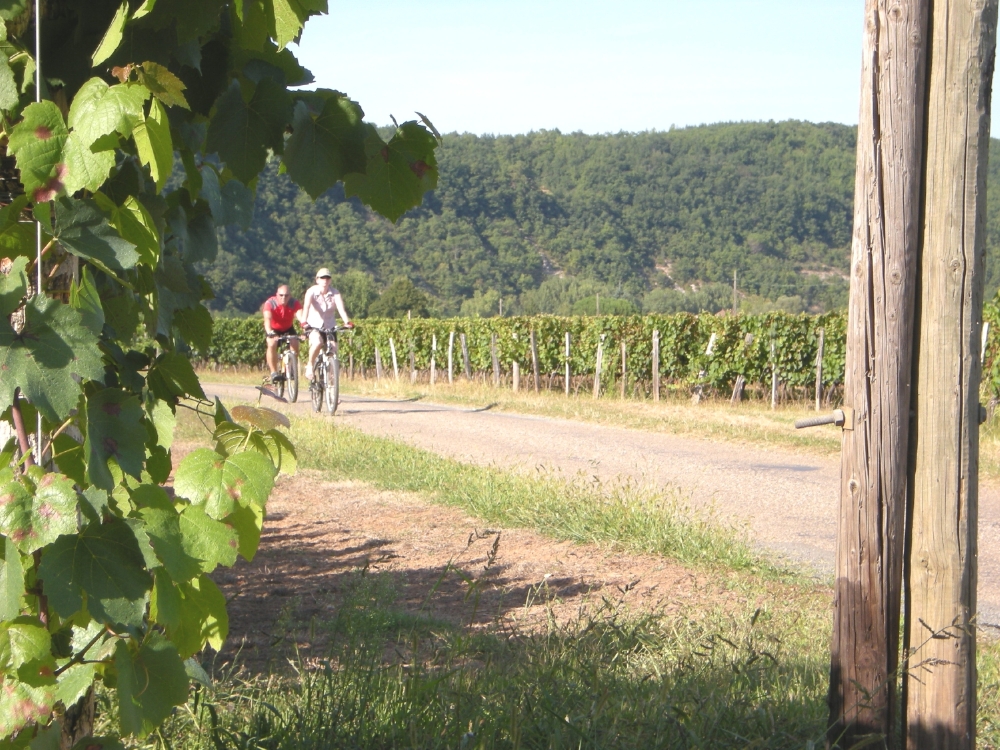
203, 121, 1000, 317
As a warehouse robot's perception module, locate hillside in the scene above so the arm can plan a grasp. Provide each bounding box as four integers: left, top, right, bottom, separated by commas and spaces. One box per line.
201, 121, 1000, 317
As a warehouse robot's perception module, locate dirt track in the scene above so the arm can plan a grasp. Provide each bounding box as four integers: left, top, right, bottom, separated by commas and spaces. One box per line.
203, 383, 1000, 631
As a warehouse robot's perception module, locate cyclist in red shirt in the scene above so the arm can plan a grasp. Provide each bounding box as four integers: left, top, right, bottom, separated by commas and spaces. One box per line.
261, 284, 302, 383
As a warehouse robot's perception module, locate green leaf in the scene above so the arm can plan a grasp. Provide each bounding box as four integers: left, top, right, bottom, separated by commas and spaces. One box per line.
92, 1, 129, 66
133, 98, 173, 191
53, 197, 140, 274
68, 79, 149, 147
173, 304, 213, 352
146, 352, 206, 402
0, 55, 18, 113
78, 487, 109, 524
173, 449, 275, 519
8, 101, 68, 203
0, 1, 28, 21
0, 468, 79, 554
0, 254, 28, 318
183, 213, 217, 264
170, 575, 227, 657
138, 506, 202, 583
200, 168, 253, 229
62, 132, 116, 195
0, 618, 50, 671
137, 61, 189, 109
344, 122, 439, 223
0, 296, 103, 422
145, 396, 175, 451
52, 436, 86, 489
84, 389, 147, 491
271, 0, 314, 49
0, 536, 24, 620
54, 663, 96, 710
206, 79, 292, 183
229, 405, 289, 431
104, 195, 160, 267
115, 633, 188, 738
177, 505, 237, 573
39, 519, 152, 628
225, 500, 263, 561
0, 676, 54, 738
263, 428, 297, 475
69, 266, 105, 335
0, 197, 34, 258
282, 94, 366, 199
150, 568, 181, 630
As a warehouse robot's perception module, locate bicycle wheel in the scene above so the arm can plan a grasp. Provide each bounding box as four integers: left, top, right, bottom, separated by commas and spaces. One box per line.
275, 353, 286, 399
324, 355, 340, 415
310, 354, 324, 412
285, 349, 299, 403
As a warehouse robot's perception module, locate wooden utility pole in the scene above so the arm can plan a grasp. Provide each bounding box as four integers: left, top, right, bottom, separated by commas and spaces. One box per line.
828, 1, 929, 746
904, 1, 997, 746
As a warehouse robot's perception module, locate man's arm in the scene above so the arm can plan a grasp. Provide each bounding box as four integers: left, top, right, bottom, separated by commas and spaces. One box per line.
262, 306, 274, 335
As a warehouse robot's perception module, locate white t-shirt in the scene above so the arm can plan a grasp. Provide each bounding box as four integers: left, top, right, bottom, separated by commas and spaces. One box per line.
302, 285, 342, 329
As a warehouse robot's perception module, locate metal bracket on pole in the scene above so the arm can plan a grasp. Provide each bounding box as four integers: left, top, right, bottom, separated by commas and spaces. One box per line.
795, 407, 853, 431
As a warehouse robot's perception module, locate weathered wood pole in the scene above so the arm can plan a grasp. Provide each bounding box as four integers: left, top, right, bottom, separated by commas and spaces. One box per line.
375, 346, 384, 381
512, 361, 520, 392
904, 1, 997, 746
828, 1, 929, 746
460, 333, 471, 380
409, 348, 416, 384
565, 332, 571, 397
448, 331, 455, 384
770, 339, 778, 410
620, 341, 627, 398
530, 329, 540, 393
815, 327, 825, 411
491, 333, 500, 386
389, 338, 399, 381
592, 335, 605, 399
430, 334, 437, 385
652, 329, 660, 402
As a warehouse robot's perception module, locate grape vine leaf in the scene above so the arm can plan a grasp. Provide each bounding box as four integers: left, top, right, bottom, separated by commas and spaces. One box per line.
176, 505, 238, 573
137, 506, 203, 583
7, 101, 68, 203
53, 197, 140, 274
0, 536, 24, 620
68, 79, 149, 147
173, 448, 275, 519
0, 197, 33, 258
133, 98, 173, 191
84, 389, 147, 491
137, 61, 189, 109
0, 255, 28, 318
206, 79, 292, 183
0, 618, 50, 671
0, 54, 17, 113
52, 435, 86, 489
146, 352, 206, 402
39, 520, 152, 628
344, 122, 439, 223
62, 132, 116, 196
92, 1, 129, 66
0, 468, 78, 554
0, 676, 54, 738
225, 500, 263, 561
0, 0, 28, 21
69, 267, 105, 336
114, 633, 188, 738
282, 94, 366, 199
54, 663, 96, 710
169, 575, 227, 657
172, 304, 213, 352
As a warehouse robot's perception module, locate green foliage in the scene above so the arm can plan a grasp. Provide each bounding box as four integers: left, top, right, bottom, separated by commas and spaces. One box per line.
366, 277, 431, 319
0, 1, 437, 745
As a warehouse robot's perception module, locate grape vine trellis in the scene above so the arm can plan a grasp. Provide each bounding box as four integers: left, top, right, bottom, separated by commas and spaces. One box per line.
0, 1, 439, 747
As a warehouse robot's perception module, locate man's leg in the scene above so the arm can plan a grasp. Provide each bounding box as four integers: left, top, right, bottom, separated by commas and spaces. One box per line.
265, 337, 279, 378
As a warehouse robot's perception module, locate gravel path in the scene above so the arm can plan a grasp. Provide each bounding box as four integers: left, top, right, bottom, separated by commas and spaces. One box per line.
203, 383, 1000, 629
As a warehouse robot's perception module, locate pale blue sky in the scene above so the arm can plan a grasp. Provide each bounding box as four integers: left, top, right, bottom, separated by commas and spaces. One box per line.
295, 0, 874, 136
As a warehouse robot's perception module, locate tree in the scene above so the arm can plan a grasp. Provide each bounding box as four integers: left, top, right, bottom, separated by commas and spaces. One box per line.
0, 1, 439, 747
368, 278, 431, 318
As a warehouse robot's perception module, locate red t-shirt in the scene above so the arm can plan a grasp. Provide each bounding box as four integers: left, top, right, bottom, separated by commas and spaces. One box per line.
262, 296, 302, 331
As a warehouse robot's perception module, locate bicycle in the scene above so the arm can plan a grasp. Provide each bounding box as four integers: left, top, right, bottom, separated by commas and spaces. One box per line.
269, 333, 301, 403
309, 325, 352, 415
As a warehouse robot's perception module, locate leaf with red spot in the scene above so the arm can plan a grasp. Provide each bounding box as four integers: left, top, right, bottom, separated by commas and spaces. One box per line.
84, 388, 147, 492
343, 121, 439, 223
172, 448, 275, 520
7, 101, 69, 203
175, 506, 238, 574
0, 673, 55, 737
0, 467, 78, 554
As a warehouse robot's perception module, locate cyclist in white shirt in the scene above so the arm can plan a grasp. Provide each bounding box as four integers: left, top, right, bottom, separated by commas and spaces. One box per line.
297, 267, 353, 380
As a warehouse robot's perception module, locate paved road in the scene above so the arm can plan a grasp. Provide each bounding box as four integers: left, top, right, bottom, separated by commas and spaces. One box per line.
204, 383, 1000, 629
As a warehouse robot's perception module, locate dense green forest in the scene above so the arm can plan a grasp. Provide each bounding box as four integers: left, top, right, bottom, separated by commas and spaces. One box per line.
200, 121, 1000, 317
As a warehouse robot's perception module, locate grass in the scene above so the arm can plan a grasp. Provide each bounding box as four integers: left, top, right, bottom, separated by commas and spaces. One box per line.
159, 395, 1000, 749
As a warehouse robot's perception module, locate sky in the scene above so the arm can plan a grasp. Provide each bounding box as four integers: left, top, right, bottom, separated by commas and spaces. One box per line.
294, 0, 879, 137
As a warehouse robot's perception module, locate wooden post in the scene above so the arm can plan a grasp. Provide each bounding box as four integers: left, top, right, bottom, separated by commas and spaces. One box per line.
815, 328, 825, 412
460, 333, 471, 379
512, 362, 520, 392
828, 1, 930, 746
389, 337, 399, 381
349, 352, 354, 380
564, 332, 571, 397
730, 374, 745, 405
530, 329, 540, 393
448, 331, 455, 384
620, 341, 627, 398
904, 1, 996, 746
770, 339, 777, 410
491, 333, 500, 386
409, 348, 416, 384
652, 329, 660, 402
375, 347, 384, 381
592, 335, 604, 399
430, 334, 437, 385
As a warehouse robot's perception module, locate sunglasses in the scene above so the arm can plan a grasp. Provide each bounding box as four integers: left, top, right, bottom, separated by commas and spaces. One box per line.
277, 293, 288, 296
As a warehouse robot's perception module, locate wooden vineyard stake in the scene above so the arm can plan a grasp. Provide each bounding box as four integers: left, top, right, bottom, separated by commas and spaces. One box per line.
448, 331, 455, 384
512, 362, 520, 392
904, 1, 996, 745
430, 334, 437, 385
815, 327, 825, 411
652, 329, 660, 402
769, 339, 777, 410
460, 333, 471, 379
349, 352, 354, 380
730, 374, 745, 405
375, 347, 384, 381
409, 348, 416, 384
592, 335, 605, 399
828, 0, 929, 745
565, 332, 571, 396
530, 329, 540, 393
491, 333, 500, 386
389, 338, 399, 381
620, 341, 627, 398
